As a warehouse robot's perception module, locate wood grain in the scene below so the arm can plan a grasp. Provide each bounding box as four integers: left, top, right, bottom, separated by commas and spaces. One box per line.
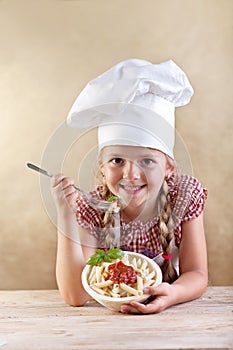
0, 287, 232, 349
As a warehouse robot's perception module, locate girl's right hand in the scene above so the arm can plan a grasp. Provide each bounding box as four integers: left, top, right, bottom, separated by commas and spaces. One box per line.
51, 174, 78, 213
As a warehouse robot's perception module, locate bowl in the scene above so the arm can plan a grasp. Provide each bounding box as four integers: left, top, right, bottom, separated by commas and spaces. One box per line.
81, 251, 162, 312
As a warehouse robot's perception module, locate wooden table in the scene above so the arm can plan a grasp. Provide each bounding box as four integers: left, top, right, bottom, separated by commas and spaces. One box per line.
0, 287, 232, 349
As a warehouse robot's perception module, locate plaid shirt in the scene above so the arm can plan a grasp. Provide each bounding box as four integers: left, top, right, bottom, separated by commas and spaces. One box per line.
75, 174, 207, 259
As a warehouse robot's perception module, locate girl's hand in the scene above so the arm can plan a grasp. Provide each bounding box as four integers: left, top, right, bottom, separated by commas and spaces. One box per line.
51, 174, 78, 213
120, 283, 174, 314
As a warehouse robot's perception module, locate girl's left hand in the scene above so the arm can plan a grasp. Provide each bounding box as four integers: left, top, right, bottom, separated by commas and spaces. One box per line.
120, 283, 174, 314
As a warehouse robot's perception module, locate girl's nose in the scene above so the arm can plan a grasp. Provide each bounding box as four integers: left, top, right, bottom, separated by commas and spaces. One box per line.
123, 161, 141, 180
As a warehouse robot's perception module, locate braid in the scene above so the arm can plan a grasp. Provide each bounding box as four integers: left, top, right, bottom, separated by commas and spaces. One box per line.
158, 178, 178, 283
103, 210, 118, 248
98, 176, 118, 249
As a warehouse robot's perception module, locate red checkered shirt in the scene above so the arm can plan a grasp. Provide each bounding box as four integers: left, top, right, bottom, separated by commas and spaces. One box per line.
75, 174, 207, 259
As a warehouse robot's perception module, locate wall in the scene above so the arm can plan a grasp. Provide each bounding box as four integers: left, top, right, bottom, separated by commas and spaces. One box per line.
0, 0, 232, 289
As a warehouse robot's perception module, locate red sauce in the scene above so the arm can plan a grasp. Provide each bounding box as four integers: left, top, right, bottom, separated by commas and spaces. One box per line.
104, 261, 140, 284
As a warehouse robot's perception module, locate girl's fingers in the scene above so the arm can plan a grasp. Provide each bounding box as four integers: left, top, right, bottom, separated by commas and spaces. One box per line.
66, 191, 79, 210
120, 283, 172, 314
51, 173, 65, 187
51, 174, 75, 190
121, 296, 164, 314
51, 174, 78, 208
62, 184, 76, 198
143, 282, 171, 296
121, 301, 156, 314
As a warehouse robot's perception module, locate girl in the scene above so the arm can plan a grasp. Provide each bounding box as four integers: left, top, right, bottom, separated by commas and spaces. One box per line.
51, 59, 208, 314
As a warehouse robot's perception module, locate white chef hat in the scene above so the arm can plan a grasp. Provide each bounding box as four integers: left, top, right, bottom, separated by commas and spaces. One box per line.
66, 58, 194, 159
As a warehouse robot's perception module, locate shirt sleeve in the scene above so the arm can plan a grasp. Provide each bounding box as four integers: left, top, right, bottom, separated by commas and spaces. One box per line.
181, 176, 208, 222
75, 194, 103, 238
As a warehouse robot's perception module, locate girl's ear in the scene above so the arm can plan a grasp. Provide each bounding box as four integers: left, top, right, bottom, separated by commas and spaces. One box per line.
165, 159, 176, 179
99, 162, 105, 177
98, 155, 103, 170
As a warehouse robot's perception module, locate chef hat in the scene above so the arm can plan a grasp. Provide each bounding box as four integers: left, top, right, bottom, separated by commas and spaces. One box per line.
66, 58, 194, 159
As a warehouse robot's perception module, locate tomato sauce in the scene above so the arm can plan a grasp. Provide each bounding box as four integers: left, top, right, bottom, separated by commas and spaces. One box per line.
104, 261, 140, 284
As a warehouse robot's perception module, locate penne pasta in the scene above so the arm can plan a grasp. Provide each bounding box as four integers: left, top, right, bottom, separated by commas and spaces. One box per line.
110, 291, 121, 298
120, 283, 139, 296
119, 290, 128, 297
88, 266, 97, 285
137, 275, 144, 294
145, 270, 156, 281
112, 284, 121, 294
96, 266, 103, 283
141, 259, 148, 271
86, 252, 158, 298
90, 285, 109, 296
131, 257, 137, 269
95, 280, 113, 288
143, 279, 155, 288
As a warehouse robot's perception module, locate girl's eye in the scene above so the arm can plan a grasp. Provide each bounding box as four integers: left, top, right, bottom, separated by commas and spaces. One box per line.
110, 158, 124, 165
141, 158, 154, 166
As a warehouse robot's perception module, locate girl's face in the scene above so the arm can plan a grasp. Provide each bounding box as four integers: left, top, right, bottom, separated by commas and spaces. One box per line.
99, 145, 174, 219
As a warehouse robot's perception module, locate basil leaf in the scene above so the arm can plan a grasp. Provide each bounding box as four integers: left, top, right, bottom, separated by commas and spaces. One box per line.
86, 253, 103, 266
106, 248, 124, 259
86, 248, 124, 266
96, 249, 105, 257
107, 196, 118, 202
103, 255, 111, 262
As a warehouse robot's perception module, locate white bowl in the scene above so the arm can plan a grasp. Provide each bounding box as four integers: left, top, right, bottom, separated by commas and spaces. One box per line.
81, 251, 162, 312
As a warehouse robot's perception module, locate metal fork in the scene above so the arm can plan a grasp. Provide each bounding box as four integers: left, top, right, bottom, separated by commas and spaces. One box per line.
27, 163, 112, 211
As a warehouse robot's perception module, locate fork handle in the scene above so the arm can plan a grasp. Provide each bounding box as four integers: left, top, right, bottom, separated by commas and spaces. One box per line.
27, 163, 53, 177
73, 185, 85, 195
27, 163, 84, 192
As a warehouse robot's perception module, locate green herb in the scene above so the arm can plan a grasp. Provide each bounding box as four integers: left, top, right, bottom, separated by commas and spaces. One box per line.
86, 248, 124, 266
107, 196, 123, 203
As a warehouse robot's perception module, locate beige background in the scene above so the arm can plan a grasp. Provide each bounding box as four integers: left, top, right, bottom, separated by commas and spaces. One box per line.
0, 0, 232, 290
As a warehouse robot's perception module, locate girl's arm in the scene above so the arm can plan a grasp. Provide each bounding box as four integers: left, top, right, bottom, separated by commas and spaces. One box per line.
51, 174, 97, 306
121, 213, 208, 314
170, 213, 208, 302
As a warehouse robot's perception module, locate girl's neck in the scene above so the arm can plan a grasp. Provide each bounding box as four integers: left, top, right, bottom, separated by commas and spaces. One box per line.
121, 203, 158, 223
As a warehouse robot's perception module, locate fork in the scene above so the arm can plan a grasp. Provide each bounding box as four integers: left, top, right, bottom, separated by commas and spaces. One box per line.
26, 163, 113, 211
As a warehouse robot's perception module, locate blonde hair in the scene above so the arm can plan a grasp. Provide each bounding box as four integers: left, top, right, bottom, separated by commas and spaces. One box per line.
96, 175, 119, 249
96, 151, 117, 249
158, 178, 178, 283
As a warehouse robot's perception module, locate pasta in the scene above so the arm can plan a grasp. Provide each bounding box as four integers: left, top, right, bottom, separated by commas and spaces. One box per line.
86, 253, 156, 298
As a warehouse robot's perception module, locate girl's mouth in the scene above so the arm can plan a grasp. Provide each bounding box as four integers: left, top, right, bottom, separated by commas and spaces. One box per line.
119, 184, 146, 195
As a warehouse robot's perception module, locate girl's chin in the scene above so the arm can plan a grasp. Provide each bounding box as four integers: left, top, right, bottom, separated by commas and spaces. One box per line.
120, 196, 147, 210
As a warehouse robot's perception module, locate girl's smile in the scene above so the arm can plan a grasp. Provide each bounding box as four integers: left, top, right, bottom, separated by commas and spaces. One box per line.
119, 183, 146, 195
